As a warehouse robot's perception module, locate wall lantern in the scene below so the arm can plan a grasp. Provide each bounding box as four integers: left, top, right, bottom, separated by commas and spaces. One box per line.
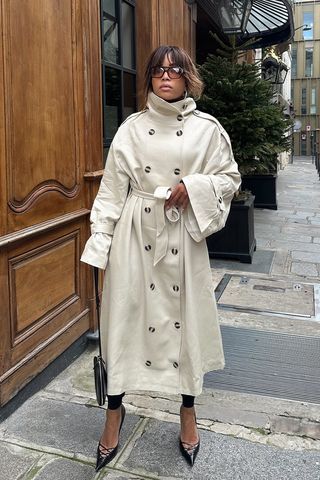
262, 48, 288, 85
218, 0, 253, 34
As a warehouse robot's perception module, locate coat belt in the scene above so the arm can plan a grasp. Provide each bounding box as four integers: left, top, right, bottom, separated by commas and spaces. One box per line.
130, 186, 180, 266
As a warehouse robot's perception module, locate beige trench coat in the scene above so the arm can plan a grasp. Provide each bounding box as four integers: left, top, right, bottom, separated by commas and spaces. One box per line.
81, 92, 241, 396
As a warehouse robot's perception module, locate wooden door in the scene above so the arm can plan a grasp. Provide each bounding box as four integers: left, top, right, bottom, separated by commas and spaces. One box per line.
0, 0, 102, 406
135, 0, 197, 108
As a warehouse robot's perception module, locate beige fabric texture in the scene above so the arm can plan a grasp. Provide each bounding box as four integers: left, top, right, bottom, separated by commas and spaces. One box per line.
81, 92, 241, 396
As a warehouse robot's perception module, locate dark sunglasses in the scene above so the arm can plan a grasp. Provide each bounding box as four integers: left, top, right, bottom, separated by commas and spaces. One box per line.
151, 66, 184, 79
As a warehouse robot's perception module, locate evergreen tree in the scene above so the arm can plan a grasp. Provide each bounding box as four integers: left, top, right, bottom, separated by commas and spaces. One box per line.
197, 55, 293, 175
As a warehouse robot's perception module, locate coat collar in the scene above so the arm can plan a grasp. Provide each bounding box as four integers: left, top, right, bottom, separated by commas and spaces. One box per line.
147, 92, 196, 119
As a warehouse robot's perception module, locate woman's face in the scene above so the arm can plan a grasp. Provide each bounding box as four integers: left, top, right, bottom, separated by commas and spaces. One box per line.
151, 54, 186, 102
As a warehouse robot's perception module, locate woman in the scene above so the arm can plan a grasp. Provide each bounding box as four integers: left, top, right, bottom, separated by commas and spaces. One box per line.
81, 45, 241, 471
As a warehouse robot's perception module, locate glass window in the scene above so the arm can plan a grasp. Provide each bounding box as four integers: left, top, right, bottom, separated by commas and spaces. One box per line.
103, 0, 116, 16
103, 16, 120, 64
104, 67, 121, 139
301, 87, 307, 104
303, 12, 313, 40
122, 2, 135, 69
291, 47, 297, 78
305, 47, 313, 77
311, 87, 316, 114
100, 0, 136, 153
301, 137, 307, 155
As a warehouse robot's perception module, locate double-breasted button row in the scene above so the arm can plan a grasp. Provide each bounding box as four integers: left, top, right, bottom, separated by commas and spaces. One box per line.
149, 129, 155, 135
145, 207, 151, 213
177, 114, 183, 121
145, 166, 151, 173
150, 283, 155, 290
174, 322, 180, 329
149, 326, 155, 332
174, 168, 180, 175
145, 245, 152, 251
176, 130, 183, 136
173, 285, 179, 292
146, 360, 179, 369
172, 248, 178, 255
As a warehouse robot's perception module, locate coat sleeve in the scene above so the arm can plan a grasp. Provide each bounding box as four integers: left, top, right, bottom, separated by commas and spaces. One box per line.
81, 143, 130, 269
182, 125, 241, 242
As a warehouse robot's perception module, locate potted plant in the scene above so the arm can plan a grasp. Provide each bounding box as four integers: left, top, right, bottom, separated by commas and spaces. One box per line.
197, 54, 292, 262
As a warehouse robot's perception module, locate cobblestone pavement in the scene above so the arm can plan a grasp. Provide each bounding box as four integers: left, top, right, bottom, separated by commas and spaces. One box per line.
1, 157, 320, 479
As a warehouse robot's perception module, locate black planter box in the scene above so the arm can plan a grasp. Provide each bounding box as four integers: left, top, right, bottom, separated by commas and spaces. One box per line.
206, 194, 256, 264
241, 174, 277, 210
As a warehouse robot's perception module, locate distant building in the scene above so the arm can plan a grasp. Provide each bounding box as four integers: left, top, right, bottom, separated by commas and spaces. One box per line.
291, 0, 320, 156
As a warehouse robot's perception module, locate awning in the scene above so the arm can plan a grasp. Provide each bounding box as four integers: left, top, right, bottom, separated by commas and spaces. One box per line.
197, 0, 294, 49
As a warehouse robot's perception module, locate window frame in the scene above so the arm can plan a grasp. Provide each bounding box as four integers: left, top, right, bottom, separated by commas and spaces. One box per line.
100, 0, 136, 157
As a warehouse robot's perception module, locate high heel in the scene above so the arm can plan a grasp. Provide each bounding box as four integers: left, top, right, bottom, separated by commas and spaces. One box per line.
95, 404, 126, 472
179, 438, 200, 466
179, 406, 200, 466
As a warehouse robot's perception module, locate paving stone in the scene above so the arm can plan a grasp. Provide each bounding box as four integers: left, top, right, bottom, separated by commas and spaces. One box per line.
291, 251, 320, 263
282, 225, 320, 237
268, 240, 320, 253
0, 395, 140, 458
122, 419, 320, 480
291, 262, 319, 277
0, 443, 41, 480
33, 457, 95, 479
101, 473, 145, 480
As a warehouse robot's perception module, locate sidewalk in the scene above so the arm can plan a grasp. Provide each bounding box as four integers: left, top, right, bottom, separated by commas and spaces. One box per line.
1, 157, 320, 480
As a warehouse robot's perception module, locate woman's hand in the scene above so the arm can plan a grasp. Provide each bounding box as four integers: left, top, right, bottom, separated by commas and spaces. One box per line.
165, 182, 189, 211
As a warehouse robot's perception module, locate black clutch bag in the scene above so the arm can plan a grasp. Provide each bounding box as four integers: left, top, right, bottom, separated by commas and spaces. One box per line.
93, 266, 108, 406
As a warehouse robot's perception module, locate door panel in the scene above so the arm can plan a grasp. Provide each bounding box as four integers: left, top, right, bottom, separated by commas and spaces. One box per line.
0, 0, 102, 406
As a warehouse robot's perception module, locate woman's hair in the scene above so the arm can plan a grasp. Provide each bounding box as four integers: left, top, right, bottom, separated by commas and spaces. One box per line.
142, 45, 204, 106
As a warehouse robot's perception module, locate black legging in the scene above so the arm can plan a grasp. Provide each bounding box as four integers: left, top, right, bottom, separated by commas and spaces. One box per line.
107, 393, 195, 410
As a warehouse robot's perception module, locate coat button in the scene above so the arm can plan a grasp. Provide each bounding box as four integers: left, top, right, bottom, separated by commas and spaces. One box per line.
177, 114, 183, 121
173, 361, 179, 368
145, 207, 151, 213
194, 110, 200, 116
149, 129, 155, 135
174, 322, 180, 329
182, 104, 187, 110
172, 248, 178, 255
176, 130, 183, 136
145, 166, 151, 173
145, 245, 152, 251
150, 283, 155, 290
146, 360, 151, 366
173, 285, 179, 292
174, 168, 180, 175
149, 327, 155, 332
218, 197, 223, 203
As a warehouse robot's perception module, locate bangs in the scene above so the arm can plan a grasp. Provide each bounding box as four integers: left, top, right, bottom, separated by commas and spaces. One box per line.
150, 46, 185, 68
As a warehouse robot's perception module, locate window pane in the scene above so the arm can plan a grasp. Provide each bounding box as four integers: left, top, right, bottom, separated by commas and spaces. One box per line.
311, 87, 316, 104
301, 87, 306, 104
122, 2, 135, 69
103, 15, 120, 64
303, 12, 313, 40
291, 47, 297, 78
305, 47, 313, 77
103, 0, 116, 17
310, 105, 316, 115
301, 105, 307, 115
123, 72, 136, 119
103, 147, 110, 165
104, 67, 121, 139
